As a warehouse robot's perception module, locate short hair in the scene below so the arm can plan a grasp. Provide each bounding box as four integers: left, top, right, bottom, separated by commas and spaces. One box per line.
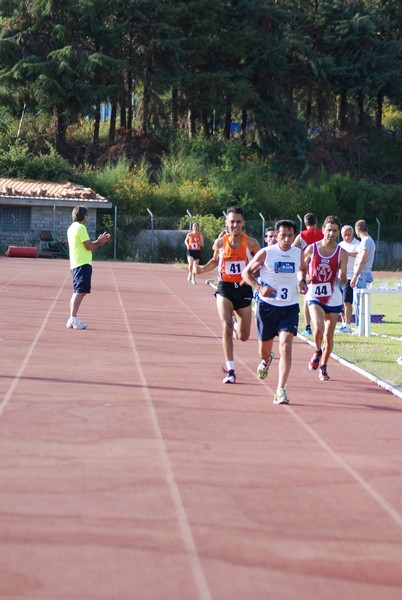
226, 206, 244, 218
355, 219, 368, 232
323, 215, 342, 231
275, 219, 297, 235
341, 225, 353, 235
304, 213, 317, 226
265, 226, 275, 236
72, 205, 88, 222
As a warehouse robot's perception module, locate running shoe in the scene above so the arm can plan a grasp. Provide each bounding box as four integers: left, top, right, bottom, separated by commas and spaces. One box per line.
301, 325, 312, 336
309, 349, 322, 371
273, 387, 289, 405
191, 275, 196, 284
338, 324, 346, 332
222, 369, 236, 384
257, 351, 274, 379
187, 272, 192, 282
342, 325, 352, 333
319, 365, 330, 381
66, 317, 87, 330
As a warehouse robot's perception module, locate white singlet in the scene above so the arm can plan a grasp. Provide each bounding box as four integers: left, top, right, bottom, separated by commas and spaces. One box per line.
258, 245, 301, 307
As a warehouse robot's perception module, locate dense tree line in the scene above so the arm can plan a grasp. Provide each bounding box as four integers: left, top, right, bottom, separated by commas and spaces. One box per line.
0, 0, 401, 156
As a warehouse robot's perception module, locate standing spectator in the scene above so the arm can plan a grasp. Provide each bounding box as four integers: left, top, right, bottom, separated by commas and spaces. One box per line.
304, 216, 348, 382
350, 220, 376, 326
184, 221, 204, 284
292, 213, 324, 336
242, 219, 307, 405
196, 206, 260, 384
66, 206, 110, 330
338, 225, 360, 333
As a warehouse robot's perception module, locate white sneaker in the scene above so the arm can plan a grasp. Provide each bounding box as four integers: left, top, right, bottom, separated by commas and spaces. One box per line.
191, 276, 196, 284
222, 369, 236, 384
273, 387, 289, 405
342, 325, 352, 333
66, 317, 87, 330
257, 351, 274, 379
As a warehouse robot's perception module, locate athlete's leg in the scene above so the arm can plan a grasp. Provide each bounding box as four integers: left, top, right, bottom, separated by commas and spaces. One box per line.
192, 258, 200, 283
234, 304, 252, 342
187, 255, 194, 279
308, 303, 325, 351
259, 338, 274, 362
322, 312, 339, 365
216, 294, 236, 361
277, 331, 294, 389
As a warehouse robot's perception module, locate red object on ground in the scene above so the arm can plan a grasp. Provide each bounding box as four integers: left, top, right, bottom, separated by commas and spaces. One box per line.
6, 245, 38, 258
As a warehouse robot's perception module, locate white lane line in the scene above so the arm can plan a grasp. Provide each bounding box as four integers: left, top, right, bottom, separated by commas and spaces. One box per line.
289, 407, 402, 528
0, 274, 70, 418
161, 275, 402, 528
1, 273, 24, 289
298, 334, 402, 400
112, 272, 212, 600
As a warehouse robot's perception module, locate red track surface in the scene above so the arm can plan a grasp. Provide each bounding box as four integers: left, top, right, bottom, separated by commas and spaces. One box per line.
1, 257, 402, 600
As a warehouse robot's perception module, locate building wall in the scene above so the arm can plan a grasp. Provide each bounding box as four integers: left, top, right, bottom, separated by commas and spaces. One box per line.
0, 204, 97, 250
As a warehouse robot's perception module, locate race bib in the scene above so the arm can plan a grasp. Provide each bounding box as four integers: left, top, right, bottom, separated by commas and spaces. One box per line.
191, 242, 198, 249
225, 260, 246, 276
311, 283, 330, 297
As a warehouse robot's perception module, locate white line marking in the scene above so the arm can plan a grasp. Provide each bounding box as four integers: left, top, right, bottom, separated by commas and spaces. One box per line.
161, 274, 402, 527
0, 274, 70, 418
111, 272, 212, 600
289, 407, 402, 528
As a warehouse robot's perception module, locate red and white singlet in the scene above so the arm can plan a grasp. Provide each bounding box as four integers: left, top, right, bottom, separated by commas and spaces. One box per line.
305, 243, 342, 307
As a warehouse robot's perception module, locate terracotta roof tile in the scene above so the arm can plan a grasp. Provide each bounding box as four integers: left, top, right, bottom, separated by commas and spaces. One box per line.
0, 177, 105, 201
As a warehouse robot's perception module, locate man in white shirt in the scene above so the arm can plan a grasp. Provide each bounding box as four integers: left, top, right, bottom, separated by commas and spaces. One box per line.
350, 220, 376, 326
338, 225, 360, 333
242, 220, 307, 405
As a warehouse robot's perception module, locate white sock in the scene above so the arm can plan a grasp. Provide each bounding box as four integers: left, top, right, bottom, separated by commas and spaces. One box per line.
226, 361, 235, 371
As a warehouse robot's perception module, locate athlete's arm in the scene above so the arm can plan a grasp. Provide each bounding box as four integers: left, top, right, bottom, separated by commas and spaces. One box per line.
196, 238, 221, 274
303, 244, 313, 283
297, 250, 308, 294
292, 233, 302, 248
242, 249, 276, 298
247, 237, 261, 257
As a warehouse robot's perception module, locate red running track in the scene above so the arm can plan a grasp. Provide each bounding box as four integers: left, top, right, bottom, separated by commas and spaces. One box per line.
1, 257, 402, 600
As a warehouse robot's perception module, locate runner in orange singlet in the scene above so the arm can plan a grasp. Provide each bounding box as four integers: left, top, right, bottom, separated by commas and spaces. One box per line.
197, 207, 260, 383
184, 222, 204, 284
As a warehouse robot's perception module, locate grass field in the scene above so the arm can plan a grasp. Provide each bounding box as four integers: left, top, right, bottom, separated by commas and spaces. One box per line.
300, 274, 402, 391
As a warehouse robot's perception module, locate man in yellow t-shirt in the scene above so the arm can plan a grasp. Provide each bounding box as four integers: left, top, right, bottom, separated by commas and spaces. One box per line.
66, 205, 110, 330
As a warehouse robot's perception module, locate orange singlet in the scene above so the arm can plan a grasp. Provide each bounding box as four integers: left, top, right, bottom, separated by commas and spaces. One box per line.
187, 232, 202, 251
219, 233, 251, 283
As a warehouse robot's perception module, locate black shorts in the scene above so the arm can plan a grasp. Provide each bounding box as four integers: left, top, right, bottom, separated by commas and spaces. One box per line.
256, 301, 299, 341
215, 281, 253, 311
341, 280, 354, 304
71, 264, 92, 293
187, 250, 201, 260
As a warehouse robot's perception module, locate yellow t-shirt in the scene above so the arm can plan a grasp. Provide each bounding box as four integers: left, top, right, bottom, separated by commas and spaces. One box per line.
67, 222, 91, 269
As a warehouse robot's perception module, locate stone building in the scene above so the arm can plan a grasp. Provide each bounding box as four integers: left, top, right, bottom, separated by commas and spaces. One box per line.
0, 178, 112, 251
